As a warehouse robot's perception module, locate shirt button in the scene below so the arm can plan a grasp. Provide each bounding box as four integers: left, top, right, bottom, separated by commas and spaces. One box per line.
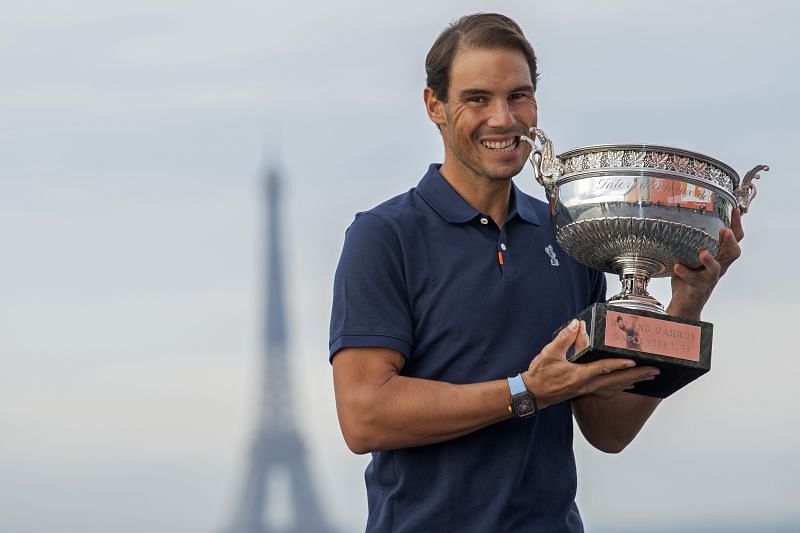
480, 217, 489, 225
500, 243, 507, 251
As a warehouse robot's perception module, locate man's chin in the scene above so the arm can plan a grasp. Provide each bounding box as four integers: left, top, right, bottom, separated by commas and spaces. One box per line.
484, 173, 516, 182
485, 162, 527, 181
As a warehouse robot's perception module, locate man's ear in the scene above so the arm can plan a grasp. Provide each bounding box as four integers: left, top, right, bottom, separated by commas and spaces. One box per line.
424, 86, 447, 128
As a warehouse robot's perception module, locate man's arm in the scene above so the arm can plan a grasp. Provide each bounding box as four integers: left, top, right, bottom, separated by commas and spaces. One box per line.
573, 212, 745, 453
333, 320, 657, 454
572, 380, 661, 454
333, 347, 511, 454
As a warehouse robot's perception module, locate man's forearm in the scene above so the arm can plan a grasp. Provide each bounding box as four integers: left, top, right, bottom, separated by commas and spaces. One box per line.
666, 301, 701, 321
333, 348, 514, 454
572, 393, 661, 453
341, 375, 512, 453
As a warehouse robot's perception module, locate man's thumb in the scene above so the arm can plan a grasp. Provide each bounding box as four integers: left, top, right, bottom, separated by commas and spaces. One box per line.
544, 319, 580, 356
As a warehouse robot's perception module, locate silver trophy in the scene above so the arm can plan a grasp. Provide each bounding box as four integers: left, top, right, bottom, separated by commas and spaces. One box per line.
521, 127, 768, 397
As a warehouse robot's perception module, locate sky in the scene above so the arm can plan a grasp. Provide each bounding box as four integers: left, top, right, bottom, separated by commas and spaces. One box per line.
1, 1, 799, 532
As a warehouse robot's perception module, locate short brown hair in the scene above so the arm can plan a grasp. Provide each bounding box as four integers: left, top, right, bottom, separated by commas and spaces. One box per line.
425, 13, 539, 102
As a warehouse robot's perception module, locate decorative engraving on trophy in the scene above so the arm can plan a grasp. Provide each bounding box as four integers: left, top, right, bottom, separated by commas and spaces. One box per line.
651, 152, 669, 169
708, 166, 733, 190
693, 160, 707, 177
605, 311, 702, 361
628, 151, 646, 168
556, 217, 719, 272
558, 146, 734, 191
673, 155, 690, 173
607, 150, 624, 167
586, 152, 602, 170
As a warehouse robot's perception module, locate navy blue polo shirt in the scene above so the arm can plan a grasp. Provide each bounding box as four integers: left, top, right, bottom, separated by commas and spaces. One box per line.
330, 164, 606, 533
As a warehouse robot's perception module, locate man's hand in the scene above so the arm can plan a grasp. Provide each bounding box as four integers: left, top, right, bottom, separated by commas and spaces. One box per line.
668, 208, 744, 320
524, 319, 659, 409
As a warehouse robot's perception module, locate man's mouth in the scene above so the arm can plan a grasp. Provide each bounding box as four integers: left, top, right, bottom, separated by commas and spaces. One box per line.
480, 136, 519, 152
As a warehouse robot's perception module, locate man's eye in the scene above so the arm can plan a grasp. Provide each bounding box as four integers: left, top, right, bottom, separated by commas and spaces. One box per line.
510, 93, 530, 101
467, 96, 486, 103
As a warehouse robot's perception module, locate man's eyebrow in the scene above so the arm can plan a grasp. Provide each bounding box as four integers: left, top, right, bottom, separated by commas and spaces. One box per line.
458, 88, 492, 98
458, 85, 535, 99
509, 85, 535, 94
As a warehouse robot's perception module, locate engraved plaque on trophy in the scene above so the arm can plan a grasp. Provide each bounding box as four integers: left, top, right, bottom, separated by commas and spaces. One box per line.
522, 128, 768, 397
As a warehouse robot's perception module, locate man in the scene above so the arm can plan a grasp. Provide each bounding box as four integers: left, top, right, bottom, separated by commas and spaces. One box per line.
616, 315, 642, 350
329, 13, 742, 532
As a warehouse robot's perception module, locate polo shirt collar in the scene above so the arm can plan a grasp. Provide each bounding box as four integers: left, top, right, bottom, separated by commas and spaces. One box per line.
416, 164, 541, 226
416, 164, 478, 223
511, 182, 542, 225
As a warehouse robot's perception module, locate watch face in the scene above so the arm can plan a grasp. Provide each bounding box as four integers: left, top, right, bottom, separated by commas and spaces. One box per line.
513, 393, 536, 417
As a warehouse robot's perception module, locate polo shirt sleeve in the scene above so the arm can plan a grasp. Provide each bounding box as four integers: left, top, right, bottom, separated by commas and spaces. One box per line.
329, 212, 414, 362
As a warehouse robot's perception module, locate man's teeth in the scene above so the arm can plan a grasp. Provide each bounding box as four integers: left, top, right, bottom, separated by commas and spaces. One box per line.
482, 138, 517, 151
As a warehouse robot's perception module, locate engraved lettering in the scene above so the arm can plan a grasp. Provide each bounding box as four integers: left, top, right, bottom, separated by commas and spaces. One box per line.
605, 311, 701, 362
597, 177, 631, 189
594, 178, 712, 204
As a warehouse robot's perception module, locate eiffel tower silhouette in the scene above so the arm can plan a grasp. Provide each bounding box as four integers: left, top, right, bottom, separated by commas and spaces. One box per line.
224, 167, 336, 533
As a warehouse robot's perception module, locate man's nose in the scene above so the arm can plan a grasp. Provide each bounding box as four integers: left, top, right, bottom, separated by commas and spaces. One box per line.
487, 100, 514, 129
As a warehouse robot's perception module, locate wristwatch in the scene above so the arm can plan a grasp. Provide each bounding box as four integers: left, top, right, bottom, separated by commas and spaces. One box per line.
507, 373, 538, 419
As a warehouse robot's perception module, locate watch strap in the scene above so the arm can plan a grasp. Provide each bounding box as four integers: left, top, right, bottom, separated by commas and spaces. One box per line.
507, 373, 527, 395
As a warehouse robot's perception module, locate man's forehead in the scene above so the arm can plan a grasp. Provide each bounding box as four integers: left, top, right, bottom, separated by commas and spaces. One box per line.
448, 46, 533, 88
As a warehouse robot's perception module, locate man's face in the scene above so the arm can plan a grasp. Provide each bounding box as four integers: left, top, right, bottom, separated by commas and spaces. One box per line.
426, 46, 538, 183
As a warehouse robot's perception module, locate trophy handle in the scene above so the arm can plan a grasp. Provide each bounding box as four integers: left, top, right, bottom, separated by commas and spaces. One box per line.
735, 164, 769, 214
521, 127, 563, 196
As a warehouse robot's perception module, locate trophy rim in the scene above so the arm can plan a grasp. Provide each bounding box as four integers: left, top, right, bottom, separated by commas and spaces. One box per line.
557, 143, 740, 188
552, 168, 738, 205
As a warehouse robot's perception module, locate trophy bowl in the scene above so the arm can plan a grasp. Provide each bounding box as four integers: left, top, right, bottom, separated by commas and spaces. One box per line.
521, 127, 768, 397
522, 127, 768, 313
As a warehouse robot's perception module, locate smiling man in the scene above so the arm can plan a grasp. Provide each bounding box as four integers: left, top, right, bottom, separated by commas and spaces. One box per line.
329, 13, 741, 532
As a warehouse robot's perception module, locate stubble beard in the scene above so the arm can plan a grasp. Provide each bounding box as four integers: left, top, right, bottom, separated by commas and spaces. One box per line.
451, 139, 527, 185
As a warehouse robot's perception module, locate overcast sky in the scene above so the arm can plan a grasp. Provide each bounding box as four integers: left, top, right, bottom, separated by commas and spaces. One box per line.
1, 1, 798, 532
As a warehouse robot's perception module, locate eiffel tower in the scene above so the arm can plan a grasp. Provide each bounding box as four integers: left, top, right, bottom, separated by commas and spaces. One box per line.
224, 167, 336, 533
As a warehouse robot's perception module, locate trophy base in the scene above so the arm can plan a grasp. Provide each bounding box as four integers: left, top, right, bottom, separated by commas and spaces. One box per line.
568, 303, 713, 398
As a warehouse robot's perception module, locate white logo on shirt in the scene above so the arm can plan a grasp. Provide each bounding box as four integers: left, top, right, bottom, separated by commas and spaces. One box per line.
545, 244, 559, 267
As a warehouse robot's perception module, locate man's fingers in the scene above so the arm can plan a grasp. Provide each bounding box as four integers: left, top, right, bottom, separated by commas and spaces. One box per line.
573, 320, 590, 355
583, 357, 637, 378
730, 208, 744, 242
715, 229, 742, 276
672, 262, 696, 281
588, 366, 660, 393
698, 249, 722, 277
673, 250, 721, 283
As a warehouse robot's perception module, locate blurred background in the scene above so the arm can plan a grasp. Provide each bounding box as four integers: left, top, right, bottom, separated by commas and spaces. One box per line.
1, 1, 798, 532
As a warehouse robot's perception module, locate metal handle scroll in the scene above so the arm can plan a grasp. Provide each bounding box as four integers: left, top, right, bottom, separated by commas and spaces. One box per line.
520, 127, 563, 196
735, 164, 769, 214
